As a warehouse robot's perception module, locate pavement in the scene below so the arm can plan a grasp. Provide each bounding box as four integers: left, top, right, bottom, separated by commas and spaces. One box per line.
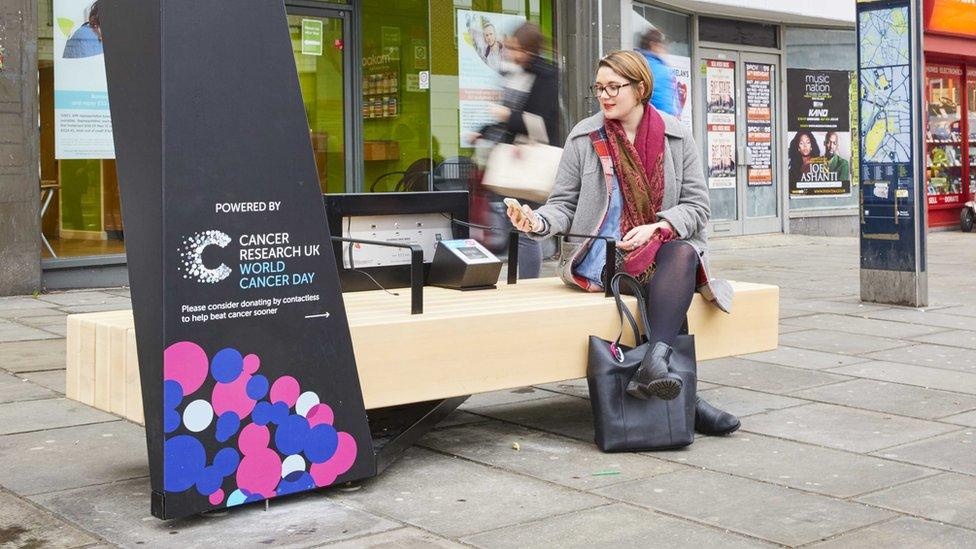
2, 232, 976, 548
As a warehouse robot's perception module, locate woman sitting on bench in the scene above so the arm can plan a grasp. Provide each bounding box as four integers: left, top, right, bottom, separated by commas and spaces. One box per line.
507, 50, 739, 436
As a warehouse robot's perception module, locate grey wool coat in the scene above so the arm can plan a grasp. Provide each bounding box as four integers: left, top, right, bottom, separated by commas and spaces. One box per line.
531, 109, 734, 313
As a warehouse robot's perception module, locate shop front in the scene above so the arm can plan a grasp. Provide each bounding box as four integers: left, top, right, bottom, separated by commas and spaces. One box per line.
922, 0, 976, 227
36, 0, 556, 287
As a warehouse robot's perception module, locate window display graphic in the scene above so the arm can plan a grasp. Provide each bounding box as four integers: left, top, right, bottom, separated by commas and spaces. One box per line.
787, 69, 852, 196
663, 54, 693, 132
925, 64, 965, 206
705, 59, 736, 189
457, 9, 526, 147
53, 0, 115, 159
745, 63, 773, 187
101, 0, 374, 519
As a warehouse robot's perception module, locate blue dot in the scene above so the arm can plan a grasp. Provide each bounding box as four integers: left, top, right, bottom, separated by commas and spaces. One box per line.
226, 489, 247, 507
304, 424, 339, 463
163, 380, 184, 408
164, 409, 181, 434
274, 414, 310, 456
211, 348, 243, 383
215, 412, 241, 442
246, 375, 269, 400
213, 447, 240, 476
276, 471, 315, 496
269, 401, 290, 425
252, 401, 273, 426
163, 435, 205, 492
195, 465, 224, 496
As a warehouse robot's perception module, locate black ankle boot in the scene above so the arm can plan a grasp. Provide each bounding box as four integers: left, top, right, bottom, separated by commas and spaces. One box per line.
626, 342, 683, 401
694, 397, 740, 436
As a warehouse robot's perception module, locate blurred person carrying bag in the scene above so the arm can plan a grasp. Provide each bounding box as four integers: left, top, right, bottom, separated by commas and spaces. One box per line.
481, 112, 562, 203
587, 272, 697, 452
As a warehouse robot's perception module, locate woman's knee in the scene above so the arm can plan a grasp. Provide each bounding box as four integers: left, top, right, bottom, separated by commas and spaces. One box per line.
659, 241, 699, 268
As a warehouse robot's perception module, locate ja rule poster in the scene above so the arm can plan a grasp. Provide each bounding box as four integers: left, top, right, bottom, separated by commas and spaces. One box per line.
787, 69, 852, 196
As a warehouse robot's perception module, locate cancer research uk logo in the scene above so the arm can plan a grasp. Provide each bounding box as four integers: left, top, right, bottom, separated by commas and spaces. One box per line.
179, 230, 233, 284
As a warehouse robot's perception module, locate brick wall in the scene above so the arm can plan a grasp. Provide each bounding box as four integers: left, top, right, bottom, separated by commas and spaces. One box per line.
0, 0, 41, 296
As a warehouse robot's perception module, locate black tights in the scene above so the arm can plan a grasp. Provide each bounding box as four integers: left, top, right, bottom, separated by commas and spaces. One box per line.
644, 241, 699, 348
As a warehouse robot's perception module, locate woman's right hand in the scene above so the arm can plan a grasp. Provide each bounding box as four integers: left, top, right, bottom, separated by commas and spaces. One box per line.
507, 203, 543, 233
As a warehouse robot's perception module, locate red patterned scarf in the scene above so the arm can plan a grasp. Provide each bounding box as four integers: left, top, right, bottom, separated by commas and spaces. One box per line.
604, 107, 666, 236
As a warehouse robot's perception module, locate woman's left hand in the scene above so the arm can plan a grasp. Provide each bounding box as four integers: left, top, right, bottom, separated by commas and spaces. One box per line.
617, 220, 674, 251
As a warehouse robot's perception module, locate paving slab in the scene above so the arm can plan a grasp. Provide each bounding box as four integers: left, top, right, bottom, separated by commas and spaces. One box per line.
467, 394, 595, 442
0, 421, 148, 496
460, 387, 559, 410
650, 433, 936, 498
777, 298, 889, 316
533, 378, 591, 399
698, 357, 850, 394
873, 429, 976, 476
593, 469, 893, 547
0, 320, 61, 343
940, 305, 976, 319
461, 503, 769, 549
829, 361, 976, 395
740, 345, 870, 370
0, 307, 62, 320
0, 297, 57, 311
777, 324, 809, 334
779, 329, 912, 355
36, 291, 130, 308
31, 477, 399, 547
332, 447, 608, 538
865, 308, 976, 331
865, 344, 976, 373
941, 409, 976, 427
812, 517, 976, 548
782, 313, 946, 339
330, 527, 466, 548
433, 409, 490, 430
697, 386, 806, 418
0, 488, 101, 548
0, 339, 67, 373
0, 398, 118, 436
912, 329, 976, 350
790, 378, 976, 420
0, 371, 59, 403
857, 473, 976, 530
59, 303, 132, 314
19, 370, 67, 394
419, 421, 682, 491
13, 315, 70, 330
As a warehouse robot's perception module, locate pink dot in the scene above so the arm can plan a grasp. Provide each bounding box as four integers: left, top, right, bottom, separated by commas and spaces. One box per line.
238, 423, 269, 455
270, 376, 300, 408
212, 373, 257, 419
237, 448, 281, 498
306, 404, 334, 427
243, 354, 260, 375
209, 489, 224, 505
164, 342, 208, 395
310, 432, 358, 487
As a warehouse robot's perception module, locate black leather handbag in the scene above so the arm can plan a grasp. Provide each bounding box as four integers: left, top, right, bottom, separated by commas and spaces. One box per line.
586, 273, 697, 452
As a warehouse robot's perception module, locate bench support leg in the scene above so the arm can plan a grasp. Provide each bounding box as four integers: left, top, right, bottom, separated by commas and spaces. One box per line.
369, 395, 469, 474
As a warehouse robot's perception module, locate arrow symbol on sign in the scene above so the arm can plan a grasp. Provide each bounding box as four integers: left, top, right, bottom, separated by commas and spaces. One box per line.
304, 312, 331, 319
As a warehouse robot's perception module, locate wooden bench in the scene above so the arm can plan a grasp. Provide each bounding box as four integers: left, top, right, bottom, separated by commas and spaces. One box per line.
66, 278, 779, 424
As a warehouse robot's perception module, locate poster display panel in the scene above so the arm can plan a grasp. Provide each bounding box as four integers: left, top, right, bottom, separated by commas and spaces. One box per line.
705, 59, 736, 189
787, 69, 852, 196
663, 54, 693, 132
745, 63, 773, 186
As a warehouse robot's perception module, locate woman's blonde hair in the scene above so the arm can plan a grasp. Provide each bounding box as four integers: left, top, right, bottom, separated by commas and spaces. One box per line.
598, 50, 654, 104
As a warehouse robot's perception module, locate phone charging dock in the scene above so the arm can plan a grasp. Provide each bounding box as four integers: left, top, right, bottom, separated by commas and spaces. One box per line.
428, 239, 502, 291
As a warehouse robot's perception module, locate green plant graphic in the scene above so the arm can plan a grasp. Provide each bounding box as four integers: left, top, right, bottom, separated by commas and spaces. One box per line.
57, 17, 76, 38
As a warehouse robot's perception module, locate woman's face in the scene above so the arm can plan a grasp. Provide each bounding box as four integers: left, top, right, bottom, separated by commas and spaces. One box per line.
504, 37, 531, 67
798, 134, 813, 156
595, 66, 642, 121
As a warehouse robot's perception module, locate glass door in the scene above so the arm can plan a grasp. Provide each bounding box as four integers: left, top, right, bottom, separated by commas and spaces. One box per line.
287, 9, 351, 194
700, 48, 782, 236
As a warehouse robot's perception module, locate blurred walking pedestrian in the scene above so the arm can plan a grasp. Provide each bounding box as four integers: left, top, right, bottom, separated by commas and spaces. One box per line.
636, 28, 678, 117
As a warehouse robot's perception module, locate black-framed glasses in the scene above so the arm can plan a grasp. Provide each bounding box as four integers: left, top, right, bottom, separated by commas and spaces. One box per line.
591, 82, 632, 98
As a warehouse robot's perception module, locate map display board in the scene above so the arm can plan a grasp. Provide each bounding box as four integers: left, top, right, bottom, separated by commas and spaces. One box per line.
857, 0, 924, 272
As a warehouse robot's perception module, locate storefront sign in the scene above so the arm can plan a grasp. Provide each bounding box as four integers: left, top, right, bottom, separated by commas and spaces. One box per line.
101, 1, 374, 519
457, 9, 525, 147
705, 59, 736, 189
663, 54, 693, 132
787, 69, 852, 196
925, 0, 976, 37
301, 19, 323, 56
745, 63, 773, 186
53, 0, 114, 160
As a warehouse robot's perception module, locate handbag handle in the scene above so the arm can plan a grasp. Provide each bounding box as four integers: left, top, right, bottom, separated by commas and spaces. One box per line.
609, 273, 652, 360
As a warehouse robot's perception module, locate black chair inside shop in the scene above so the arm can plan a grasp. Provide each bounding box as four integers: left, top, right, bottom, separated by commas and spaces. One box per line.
432, 156, 478, 192
369, 158, 432, 193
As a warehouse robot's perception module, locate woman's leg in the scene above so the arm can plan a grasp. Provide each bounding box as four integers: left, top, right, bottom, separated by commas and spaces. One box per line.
645, 240, 699, 347
517, 234, 543, 279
